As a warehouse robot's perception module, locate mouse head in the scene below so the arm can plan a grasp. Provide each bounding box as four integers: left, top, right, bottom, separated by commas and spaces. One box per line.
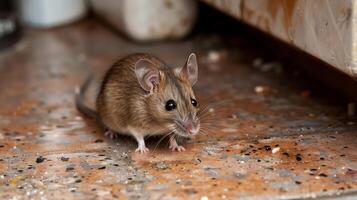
135, 53, 200, 138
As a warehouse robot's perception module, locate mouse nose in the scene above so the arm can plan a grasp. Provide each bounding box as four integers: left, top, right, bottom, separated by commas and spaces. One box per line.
185, 121, 194, 134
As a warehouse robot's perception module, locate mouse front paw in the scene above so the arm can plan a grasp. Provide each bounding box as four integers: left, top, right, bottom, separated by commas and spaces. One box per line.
135, 146, 149, 154
169, 136, 186, 152
169, 144, 186, 152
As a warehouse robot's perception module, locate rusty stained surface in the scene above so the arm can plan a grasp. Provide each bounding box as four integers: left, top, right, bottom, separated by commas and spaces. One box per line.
201, 0, 357, 78
202, 0, 297, 34
0, 20, 357, 200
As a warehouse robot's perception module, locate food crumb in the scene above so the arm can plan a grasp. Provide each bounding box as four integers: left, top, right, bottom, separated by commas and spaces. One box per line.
10, 175, 23, 186
254, 85, 271, 95
296, 154, 302, 161
201, 196, 209, 200
36, 156, 45, 163
60, 157, 69, 162
272, 147, 280, 154
207, 50, 228, 63
66, 166, 75, 172
254, 86, 264, 93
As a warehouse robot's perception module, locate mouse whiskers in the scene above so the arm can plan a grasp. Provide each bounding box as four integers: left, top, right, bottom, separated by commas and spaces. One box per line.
197, 99, 234, 136
198, 100, 231, 119
199, 126, 218, 136
153, 127, 176, 152
145, 125, 172, 140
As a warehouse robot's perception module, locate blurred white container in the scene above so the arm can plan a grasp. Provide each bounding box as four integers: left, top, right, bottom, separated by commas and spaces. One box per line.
18, 0, 87, 28
90, 0, 197, 41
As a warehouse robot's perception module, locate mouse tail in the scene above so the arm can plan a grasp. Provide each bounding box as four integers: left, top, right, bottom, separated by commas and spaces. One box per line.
75, 75, 98, 119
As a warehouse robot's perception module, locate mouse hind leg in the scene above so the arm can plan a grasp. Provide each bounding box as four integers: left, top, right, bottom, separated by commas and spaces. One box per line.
104, 129, 120, 139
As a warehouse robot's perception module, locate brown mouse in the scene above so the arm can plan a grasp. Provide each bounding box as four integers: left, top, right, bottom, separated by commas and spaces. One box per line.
76, 53, 200, 153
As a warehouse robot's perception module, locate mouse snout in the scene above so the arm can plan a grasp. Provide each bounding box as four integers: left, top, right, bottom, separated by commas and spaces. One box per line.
185, 121, 194, 134
184, 120, 199, 135
175, 115, 200, 137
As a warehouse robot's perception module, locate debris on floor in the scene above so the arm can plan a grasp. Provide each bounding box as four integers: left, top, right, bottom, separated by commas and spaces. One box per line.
254, 85, 272, 95
206, 49, 228, 63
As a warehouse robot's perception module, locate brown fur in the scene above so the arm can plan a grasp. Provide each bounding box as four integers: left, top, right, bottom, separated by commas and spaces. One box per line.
96, 53, 199, 137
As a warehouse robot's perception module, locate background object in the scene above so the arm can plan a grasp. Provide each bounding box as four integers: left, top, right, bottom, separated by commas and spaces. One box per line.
0, 0, 21, 50
18, 0, 87, 28
202, 0, 357, 78
90, 0, 197, 42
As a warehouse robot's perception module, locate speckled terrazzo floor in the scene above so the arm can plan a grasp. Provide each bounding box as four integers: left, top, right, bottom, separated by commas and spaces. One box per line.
0, 20, 356, 200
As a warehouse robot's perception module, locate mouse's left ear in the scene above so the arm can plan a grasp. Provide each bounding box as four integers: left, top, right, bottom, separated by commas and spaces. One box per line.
180, 53, 198, 85
135, 59, 160, 94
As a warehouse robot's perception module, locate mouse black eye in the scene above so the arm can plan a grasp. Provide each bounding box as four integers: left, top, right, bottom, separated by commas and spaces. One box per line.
191, 98, 198, 107
165, 99, 177, 111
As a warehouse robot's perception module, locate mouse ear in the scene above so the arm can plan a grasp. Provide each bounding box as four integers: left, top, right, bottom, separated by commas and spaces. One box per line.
180, 53, 198, 85
135, 59, 160, 94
